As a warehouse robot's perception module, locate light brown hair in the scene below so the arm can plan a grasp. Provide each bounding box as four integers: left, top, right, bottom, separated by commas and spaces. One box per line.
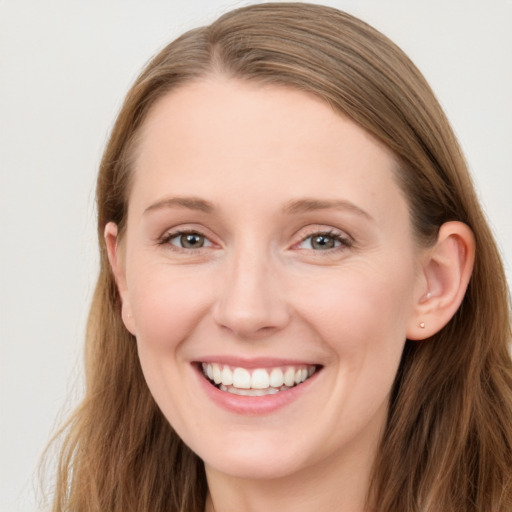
45, 3, 512, 511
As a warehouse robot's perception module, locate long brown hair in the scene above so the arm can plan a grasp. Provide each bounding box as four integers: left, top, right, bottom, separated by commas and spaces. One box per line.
45, 3, 512, 511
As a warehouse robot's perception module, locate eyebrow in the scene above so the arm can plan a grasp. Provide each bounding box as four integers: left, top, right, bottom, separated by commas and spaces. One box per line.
144, 196, 214, 214
283, 198, 372, 220
143, 195, 372, 220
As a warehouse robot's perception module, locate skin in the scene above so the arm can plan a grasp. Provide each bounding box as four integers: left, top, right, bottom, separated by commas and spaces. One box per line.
105, 77, 474, 512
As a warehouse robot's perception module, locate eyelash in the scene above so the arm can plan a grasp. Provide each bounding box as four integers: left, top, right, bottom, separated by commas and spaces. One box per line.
295, 229, 353, 252
158, 228, 353, 253
158, 230, 213, 251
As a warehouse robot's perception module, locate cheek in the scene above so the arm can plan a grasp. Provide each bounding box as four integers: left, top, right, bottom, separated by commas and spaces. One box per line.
127, 267, 214, 429
127, 265, 213, 352
294, 262, 415, 423
294, 259, 416, 357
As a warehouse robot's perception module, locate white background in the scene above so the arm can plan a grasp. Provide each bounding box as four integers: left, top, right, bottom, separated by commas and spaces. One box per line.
1, 1, 511, 510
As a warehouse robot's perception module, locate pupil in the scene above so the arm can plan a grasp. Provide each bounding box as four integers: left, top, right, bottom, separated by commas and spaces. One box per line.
312, 235, 334, 250
181, 233, 204, 248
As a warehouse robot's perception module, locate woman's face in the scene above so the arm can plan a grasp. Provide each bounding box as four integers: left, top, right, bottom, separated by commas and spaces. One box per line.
110, 77, 426, 481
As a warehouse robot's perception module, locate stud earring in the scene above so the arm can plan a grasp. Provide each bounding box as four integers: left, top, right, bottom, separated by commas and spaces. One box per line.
419, 322, 425, 328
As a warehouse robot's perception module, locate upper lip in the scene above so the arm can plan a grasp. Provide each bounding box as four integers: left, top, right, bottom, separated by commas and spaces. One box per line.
193, 356, 321, 369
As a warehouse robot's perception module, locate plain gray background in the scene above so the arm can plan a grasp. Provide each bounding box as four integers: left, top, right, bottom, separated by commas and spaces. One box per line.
1, 1, 511, 510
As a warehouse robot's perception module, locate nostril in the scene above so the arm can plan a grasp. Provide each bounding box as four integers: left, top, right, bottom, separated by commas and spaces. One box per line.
213, 297, 291, 339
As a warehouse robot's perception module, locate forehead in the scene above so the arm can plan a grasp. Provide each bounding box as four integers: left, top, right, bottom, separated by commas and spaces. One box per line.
129, 77, 408, 225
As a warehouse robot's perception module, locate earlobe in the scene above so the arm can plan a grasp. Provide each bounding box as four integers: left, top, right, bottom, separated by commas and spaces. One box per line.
407, 221, 475, 340
104, 222, 136, 335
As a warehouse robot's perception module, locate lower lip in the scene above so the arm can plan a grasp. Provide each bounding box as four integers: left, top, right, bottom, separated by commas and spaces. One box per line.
194, 365, 320, 415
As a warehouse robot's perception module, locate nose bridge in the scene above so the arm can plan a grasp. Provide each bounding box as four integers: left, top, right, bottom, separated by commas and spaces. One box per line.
213, 239, 289, 338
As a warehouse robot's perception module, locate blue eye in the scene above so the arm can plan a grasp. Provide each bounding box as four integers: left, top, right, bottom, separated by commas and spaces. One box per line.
299, 232, 349, 250
167, 232, 212, 249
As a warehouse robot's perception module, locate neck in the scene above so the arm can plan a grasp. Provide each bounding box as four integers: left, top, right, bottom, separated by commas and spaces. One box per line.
204, 439, 378, 512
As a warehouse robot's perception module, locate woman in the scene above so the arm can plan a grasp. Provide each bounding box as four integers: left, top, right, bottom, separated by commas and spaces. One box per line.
46, 3, 512, 511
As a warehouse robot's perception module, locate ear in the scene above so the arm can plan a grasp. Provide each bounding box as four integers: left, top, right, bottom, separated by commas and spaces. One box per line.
104, 222, 136, 335
407, 221, 475, 340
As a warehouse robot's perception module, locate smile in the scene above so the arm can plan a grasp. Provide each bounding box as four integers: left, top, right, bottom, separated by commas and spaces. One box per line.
201, 362, 318, 396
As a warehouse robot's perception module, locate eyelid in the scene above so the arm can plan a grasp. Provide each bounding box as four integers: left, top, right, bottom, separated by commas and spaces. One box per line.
170, 232, 213, 248
157, 225, 219, 250
156, 224, 353, 253
292, 227, 354, 251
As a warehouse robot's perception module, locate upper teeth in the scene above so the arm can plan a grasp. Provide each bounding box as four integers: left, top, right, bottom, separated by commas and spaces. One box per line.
201, 362, 316, 389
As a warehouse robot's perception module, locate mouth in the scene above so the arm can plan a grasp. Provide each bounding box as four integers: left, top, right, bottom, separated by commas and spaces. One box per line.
200, 362, 320, 397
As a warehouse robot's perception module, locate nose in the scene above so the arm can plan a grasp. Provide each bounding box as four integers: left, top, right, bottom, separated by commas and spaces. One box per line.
213, 246, 291, 339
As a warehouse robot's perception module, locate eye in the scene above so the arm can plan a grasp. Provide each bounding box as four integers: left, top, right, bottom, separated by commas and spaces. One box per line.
165, 231, 213, 249
298, 231, 351, 251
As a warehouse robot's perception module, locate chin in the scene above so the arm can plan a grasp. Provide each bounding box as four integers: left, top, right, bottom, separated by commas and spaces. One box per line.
205, 454, 306, 481
197, 436, 317, 481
